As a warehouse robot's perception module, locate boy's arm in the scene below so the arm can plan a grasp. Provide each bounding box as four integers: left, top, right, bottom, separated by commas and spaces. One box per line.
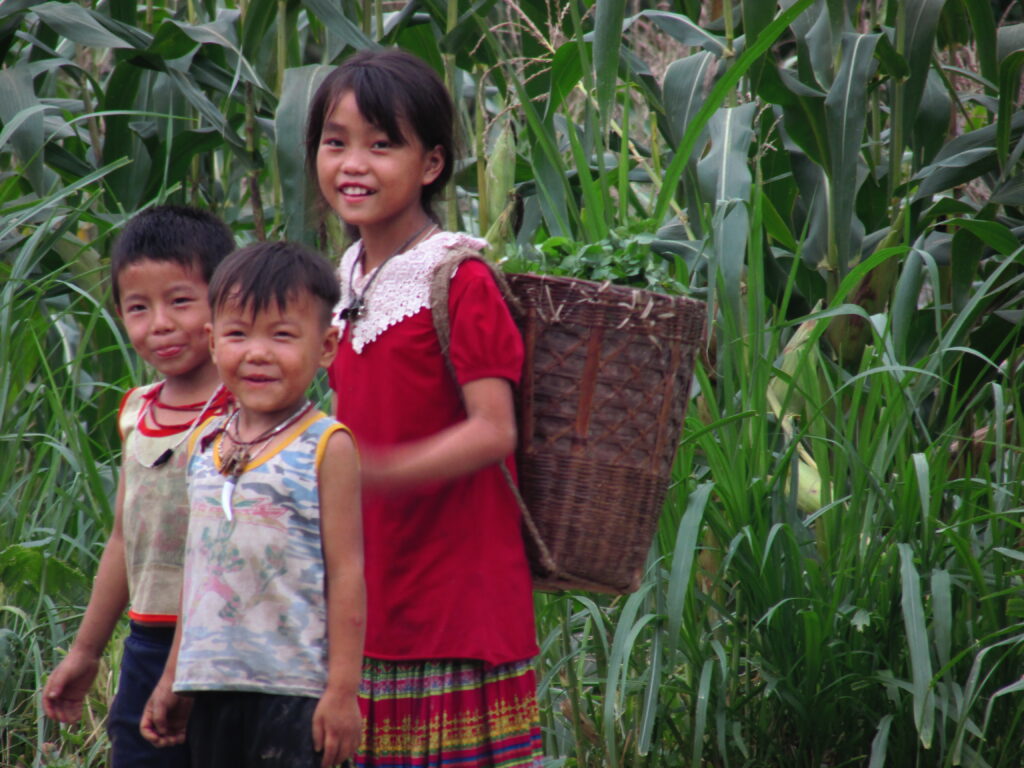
312, 429, 365, 768
139, 612, 192, 747
43, 473, 130, 723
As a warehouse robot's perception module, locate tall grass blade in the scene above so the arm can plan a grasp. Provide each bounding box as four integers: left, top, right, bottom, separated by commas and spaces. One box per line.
667, 483, 711, 648
691, 658, 714, 767
602, 584, 654, 768
868, 714, 893, 768
899, 542, 935, 749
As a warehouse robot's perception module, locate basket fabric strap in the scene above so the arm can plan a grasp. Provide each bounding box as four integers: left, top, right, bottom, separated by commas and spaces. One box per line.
427, 247, 566, 585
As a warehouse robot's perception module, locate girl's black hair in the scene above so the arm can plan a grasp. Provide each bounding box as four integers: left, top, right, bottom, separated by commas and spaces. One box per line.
304, 49, 454, 220
111, 204, 235, 305
208, 241, 341, 327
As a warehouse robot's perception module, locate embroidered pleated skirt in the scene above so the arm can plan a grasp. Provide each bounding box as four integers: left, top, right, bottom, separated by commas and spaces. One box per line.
357, 658, 543, 767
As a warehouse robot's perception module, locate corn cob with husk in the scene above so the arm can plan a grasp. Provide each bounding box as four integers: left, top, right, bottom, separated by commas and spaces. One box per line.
766, 308, 830, 517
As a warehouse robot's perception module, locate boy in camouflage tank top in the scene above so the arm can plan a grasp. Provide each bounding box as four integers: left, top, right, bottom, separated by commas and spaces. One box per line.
141, 241, 364, 768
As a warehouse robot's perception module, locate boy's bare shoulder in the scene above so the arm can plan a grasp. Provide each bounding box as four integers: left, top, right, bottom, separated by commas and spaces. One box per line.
322, 423, 358, 461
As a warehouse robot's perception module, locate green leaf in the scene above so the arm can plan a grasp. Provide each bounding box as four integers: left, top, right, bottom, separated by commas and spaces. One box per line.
930, 569, 952, 668
667, 483, 711, 648
0, 0, 38, 18
546, 41, 584, 121
898, 542, 935, 749
276, 64, 333, 245
654, 0, 817, 224
892, 248, 925, 363
240, 0, 279, 61
300, 0, 376, 52
0, 65, 48, 193
30, 1, 134, 49
593, 0, 626, 137
697, 103, 756, 205
868, 714, 894, 768
636, 10, 727, 56
989, 173, 1024, 204
0, 545, 88, 600
602, 584, 654, 768
996, 49, 1024, 164
963, 0, 998, 89
146, 127, 223, 201
663, 51, 715, 147
166, 68, 246, 153
692, 658, 714, 766
824, 32, 879, 275
912, 147, 997, 200
900, 0, 946, 131
698, 103, 755, 325
913, 68, 951, 164
741, 0, 779, 92
947, 218, 1020, 256
950, 227, 985, 313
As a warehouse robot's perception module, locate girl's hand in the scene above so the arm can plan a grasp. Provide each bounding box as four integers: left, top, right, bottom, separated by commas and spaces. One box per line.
312, 688, 361, 768
42, 649, 100, 723
139, 675, 192, 747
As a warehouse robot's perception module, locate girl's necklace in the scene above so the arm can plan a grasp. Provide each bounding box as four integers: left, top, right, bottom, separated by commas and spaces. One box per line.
217, 400, 315, 520
338, 221, 437, 323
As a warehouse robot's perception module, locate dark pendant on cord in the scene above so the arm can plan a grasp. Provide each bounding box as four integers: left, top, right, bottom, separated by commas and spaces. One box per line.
152, 448, 173, 467
338, 298, 364, 322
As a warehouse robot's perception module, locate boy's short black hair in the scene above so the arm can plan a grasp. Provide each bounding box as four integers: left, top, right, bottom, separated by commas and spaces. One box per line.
110, 205, 235, 305
209, 241, 340, 327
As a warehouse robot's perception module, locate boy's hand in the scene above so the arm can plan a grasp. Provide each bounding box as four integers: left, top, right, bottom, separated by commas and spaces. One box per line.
42, 650, 100, 723
139, 675, 192, 747
312, 688, 361, 768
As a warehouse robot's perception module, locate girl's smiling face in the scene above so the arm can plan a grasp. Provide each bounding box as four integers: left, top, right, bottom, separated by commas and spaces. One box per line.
316, 91, 444, 240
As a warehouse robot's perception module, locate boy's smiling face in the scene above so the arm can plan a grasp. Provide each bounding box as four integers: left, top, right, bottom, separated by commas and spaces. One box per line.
208, 289, 338, 433
116, 258, 213, 383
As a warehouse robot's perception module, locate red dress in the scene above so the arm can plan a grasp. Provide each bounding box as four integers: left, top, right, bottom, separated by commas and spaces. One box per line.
329, 240, 538, 667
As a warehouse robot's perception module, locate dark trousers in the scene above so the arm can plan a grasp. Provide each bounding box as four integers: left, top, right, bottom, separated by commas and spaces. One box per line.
187, 691, 323, 768
108, 622, 191, 768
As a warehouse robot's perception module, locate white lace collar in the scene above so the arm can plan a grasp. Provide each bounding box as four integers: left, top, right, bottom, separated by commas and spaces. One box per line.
334, 231, 487, 353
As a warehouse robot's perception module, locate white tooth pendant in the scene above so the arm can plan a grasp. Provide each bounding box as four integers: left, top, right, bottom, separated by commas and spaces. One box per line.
221, 476, 237, 521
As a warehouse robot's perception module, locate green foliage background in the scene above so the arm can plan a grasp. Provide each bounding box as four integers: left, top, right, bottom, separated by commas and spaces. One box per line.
2, 0, 1023, 765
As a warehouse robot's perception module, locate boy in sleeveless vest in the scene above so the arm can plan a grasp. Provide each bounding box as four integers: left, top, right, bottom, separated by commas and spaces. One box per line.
43, 205, 235, 767
140, 241, 364, 768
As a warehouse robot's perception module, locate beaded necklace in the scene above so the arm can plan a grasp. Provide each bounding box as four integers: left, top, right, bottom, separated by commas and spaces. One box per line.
132, 383, 227, 469
216, 400, 315, 520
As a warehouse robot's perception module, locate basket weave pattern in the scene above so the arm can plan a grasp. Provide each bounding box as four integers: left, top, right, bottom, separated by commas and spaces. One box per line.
506, 273, 706, 593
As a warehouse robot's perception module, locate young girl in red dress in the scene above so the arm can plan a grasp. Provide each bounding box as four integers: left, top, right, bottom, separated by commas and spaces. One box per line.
304, 49, 542, 767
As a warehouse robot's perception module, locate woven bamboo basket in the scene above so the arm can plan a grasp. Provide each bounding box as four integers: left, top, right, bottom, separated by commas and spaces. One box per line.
505, 273, 706, 593
431, 253, 706, 594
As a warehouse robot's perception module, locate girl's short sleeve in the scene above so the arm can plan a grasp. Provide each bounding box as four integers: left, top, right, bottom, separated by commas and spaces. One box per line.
447, 259, 524, 387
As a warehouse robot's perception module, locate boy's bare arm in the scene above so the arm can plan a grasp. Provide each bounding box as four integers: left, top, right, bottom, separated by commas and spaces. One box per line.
313, 429, 365, 768
43, 474, 131, 723
139, 603, 192, 747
